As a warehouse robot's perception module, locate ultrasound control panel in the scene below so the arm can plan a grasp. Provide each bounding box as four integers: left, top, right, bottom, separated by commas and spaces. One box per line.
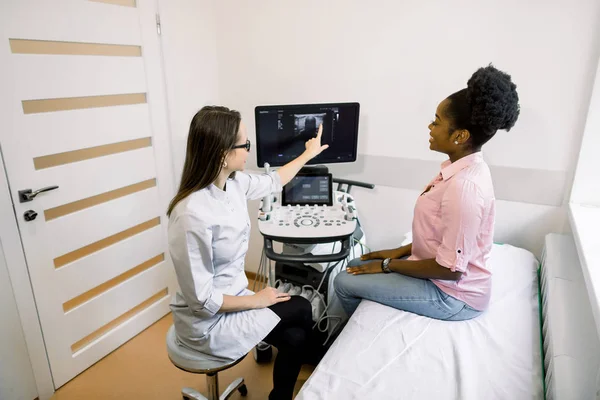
258, 190, 357, 240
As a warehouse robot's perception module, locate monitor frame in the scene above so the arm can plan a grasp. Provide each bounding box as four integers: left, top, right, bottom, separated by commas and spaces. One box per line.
254, 102, 360, 168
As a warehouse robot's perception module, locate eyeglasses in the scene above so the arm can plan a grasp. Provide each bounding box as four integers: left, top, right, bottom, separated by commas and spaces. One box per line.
232, 139, 251, 152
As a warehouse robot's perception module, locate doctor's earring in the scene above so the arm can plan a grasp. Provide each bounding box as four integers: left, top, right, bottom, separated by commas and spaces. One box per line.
454, 141, 459, 145
222, 161, 228, 168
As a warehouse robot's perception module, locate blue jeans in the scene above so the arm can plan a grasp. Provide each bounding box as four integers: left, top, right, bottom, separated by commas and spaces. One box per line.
334, 258, 482, 321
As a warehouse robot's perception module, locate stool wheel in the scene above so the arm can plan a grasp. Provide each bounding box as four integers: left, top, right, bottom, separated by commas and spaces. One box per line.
253, 342, 273, 363
238, 384, 248, 396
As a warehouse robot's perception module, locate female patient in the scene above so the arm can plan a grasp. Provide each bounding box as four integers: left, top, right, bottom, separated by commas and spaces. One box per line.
167, 106, 328, 400
335, 65, 520, 321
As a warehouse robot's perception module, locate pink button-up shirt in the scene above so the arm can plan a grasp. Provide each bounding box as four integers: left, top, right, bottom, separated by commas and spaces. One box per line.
408, 152, 495, 311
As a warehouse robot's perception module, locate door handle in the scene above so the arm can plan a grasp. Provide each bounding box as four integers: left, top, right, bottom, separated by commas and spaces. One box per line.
18, 186, 59, 203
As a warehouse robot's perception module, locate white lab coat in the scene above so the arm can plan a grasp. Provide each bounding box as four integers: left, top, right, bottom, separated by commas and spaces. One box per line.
168, 171, 282, 362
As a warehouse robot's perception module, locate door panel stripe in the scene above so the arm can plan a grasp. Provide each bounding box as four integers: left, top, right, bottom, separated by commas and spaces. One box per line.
9, 39, 141, 57
22, 93, 146, 115
45, 178, 156, 221
62, 254, 164, 313
33, 137, 152, 170
53, 217, 160, 268
90, 0, 137, 7
71, 287, 168, 353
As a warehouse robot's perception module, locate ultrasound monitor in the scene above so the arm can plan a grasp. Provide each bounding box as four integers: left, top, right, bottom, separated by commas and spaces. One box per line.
255, 102, 359, 167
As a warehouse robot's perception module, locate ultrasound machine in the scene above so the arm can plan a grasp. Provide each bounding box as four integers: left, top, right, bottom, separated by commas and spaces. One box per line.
252, 102, 374, 361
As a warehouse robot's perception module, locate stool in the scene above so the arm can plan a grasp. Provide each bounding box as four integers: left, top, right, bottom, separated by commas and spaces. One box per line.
166, 325, 248, 400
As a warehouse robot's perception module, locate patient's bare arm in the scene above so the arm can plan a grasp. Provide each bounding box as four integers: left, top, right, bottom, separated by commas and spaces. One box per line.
360, 243, 412, 261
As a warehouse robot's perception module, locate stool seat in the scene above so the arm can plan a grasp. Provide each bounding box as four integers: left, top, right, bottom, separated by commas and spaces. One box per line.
166, 325, 248, 400
166, 325, 245, 373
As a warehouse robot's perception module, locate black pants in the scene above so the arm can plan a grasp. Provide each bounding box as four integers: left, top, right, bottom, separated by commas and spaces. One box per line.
263, 296, 326, 400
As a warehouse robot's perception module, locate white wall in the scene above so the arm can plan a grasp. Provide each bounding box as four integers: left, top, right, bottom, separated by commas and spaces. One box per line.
160, 0, 600, 271
571, 54, 600, 207
0, 153, 54, 400
213, 0, 600, 266
158, 0, 221, 182
215, 0, 600, 174
0, 240, 38, 400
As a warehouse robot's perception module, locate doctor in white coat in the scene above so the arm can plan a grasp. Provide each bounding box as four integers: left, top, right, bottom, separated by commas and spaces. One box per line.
167, 106, 329, 400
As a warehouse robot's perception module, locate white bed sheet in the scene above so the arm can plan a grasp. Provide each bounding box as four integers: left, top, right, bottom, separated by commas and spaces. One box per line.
297, 243, 543, 400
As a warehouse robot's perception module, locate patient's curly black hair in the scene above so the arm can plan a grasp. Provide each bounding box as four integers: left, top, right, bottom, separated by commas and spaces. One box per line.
445, 64, 520, 149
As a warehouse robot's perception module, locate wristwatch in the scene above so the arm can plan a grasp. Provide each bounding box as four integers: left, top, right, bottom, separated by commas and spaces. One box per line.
381, 258, 392, 273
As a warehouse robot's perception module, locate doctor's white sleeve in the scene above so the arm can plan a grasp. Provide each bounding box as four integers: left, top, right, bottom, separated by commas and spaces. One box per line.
236, 171, 282, 201
169, 212, 223, 318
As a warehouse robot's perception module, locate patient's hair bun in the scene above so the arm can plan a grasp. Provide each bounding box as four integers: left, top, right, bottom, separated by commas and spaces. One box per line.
466, 64, 520, 133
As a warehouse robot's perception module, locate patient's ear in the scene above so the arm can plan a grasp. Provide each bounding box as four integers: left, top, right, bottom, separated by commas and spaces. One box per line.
452, 129, 470, 145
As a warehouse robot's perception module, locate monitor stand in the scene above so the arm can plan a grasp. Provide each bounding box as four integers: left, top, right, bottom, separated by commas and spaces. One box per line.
299, 165, 329, 175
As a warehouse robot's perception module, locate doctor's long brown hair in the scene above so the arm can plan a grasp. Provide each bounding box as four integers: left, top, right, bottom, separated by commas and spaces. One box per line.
167, 106, 241, 217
